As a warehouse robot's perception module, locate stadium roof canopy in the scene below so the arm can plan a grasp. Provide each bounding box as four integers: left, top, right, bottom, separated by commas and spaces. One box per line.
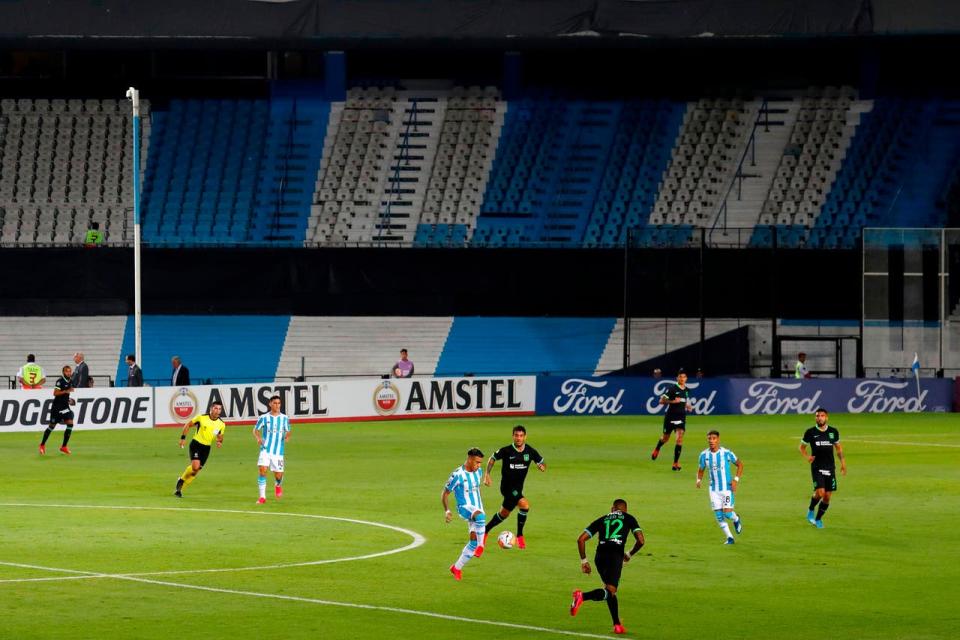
0, 0, 958, 43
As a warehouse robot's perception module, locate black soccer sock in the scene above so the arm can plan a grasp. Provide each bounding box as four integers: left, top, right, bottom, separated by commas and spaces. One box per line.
176, 478, 184, 491
516, 509, 528, 536
583, 588, 606, 601
485, 512, 504, 534
605, 593, 620, 625
674, 444, 682, 464
654, 439, 665, 451
808, 496, 821, 511
816, 503, 830, 520
62, 428, 72, 447
41, 426, 54, 445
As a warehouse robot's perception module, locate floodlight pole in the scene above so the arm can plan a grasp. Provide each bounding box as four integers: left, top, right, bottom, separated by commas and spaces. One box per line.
127, 87, 143, 370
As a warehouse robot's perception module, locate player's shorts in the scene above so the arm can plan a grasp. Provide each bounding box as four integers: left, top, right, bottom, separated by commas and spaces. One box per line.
500, 487, 525, 511
662, 413, 686, 434
709, 489, 735, 511
189, 440, 211, 467
595, 553, 624, 588
257, 451, 285, 472
456, 505, 485, 535
811, 466, 838, 492
21, 384, 42, 390
54, 408, 74, 423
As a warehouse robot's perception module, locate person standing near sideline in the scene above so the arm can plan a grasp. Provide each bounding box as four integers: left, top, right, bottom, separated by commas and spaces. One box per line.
651, 369, 693, 471
71, 352, 89, 390
795, 352, 811, 379
696, 430, 744, 544
171, 356, 190, 386
570, 498, 644, 636
126, 354, 143, 387
799, 407, 846, 528
253, 395, 291, 504
39, 365, 76, 455
17, 354, 46, 389
392, 348, 414, 378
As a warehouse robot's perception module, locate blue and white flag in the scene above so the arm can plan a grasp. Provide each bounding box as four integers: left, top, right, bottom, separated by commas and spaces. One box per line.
911, 353, 920, 378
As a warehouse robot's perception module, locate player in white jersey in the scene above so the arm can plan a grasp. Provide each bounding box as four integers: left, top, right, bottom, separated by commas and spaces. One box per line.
253, 395, 291, 504
441, 447, 486, 580
696, 430, 744, 544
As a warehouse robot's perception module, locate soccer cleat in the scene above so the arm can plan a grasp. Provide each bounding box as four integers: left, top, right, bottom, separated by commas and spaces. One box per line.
275, 485, 283, 499
256, 497, 266, 505
671, 463, 681, 471
473, 544, 484, 558
38, 444, 45, 455
59, 446, 71, 455
724, 537, 735, 545
516, 535, 526, 550
570, 590, 584, 616
613, 624, 627, 634
807, 511, 817, 525
449, 565, 462, 581
650, 449, 659, 460
174, 490, 183, 498
815, 520, 824, 529
734, 518, 742, 535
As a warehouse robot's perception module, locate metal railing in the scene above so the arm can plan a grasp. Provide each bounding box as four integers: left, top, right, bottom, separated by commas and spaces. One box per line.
711, 100, 771, 233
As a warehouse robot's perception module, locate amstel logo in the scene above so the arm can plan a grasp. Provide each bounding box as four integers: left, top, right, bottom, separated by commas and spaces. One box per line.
169, 387, 199, 424
373, 381, 401, 416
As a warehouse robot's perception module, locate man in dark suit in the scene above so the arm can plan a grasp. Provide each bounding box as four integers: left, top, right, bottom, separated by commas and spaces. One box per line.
126, 354, 144, 387
171, 356, 190, 386
71, 352, 89, 389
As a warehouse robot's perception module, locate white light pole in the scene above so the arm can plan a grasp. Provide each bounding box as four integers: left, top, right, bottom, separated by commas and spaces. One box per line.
126, 87, 143, 369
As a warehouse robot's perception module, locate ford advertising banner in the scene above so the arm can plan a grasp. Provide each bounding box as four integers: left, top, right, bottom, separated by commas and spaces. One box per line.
537, 377, 955, 416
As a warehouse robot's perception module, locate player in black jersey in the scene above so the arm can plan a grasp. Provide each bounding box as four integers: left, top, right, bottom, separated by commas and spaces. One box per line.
39, 365, 76, 455
570, 499, 644, 636
799, 407, 847, 528
651, 369, 693, 470
480, 425, 546, 552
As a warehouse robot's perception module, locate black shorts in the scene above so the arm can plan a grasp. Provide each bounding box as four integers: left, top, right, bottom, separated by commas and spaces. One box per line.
595, 554, 624, 588
500, 487, 525, 511
662, 413, 686, 434
189, 440, 211, 467
53, 408, 74, 423
811, 465, 838, 492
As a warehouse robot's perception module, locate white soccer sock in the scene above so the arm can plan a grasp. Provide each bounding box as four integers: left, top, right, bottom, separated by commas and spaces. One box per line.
258, 477, 267, 499
729, 511, 740, 523
719, 521, 732, 538
454, 542, 475, 570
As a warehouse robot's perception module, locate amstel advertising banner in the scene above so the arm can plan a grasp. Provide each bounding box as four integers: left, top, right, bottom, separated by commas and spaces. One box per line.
155, 376, 536, 427
537, 376, 955, 416
0, 387, 153, 432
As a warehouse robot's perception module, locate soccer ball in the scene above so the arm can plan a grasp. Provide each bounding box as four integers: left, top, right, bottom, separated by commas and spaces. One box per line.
497, 531, 515, 549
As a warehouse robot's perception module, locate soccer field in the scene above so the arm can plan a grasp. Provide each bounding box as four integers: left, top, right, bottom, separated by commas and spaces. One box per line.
2, 413, 958, 639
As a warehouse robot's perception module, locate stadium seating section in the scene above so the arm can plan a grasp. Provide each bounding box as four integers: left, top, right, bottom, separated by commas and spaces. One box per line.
2, 86, 958, 248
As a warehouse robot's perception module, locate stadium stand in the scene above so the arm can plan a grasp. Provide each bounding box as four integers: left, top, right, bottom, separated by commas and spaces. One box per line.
433, 317, 616, 376
0, 98, 148, 245
116, 315, 290, 385
275, 316, 452, 378
0, 316, 126, 387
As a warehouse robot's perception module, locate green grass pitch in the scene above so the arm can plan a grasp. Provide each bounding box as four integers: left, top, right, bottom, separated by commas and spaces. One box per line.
2, 413, 958, 639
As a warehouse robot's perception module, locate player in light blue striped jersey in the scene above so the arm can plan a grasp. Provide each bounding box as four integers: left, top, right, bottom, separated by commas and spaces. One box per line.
253, 395, 291, 504
441, 447, 486, 580
696, 430, 744, 544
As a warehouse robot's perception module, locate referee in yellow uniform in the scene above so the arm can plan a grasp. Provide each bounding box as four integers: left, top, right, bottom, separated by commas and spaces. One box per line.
174, 401, 226, 497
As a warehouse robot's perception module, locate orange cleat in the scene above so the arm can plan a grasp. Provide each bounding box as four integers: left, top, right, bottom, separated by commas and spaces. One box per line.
39, 444, 46, 455
449, 565, 462, 581
59, 446, 71, 455
650, 449, 659, 460
473, 544, 484, 558
614, 624, 627, 634
256, 497, 266, 505
570, 590, 583, 616
275, 485, 283, 499
516, 535, 526, 549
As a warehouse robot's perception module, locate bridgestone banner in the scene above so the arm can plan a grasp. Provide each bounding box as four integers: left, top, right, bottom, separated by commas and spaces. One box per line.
0, 388, 153, 432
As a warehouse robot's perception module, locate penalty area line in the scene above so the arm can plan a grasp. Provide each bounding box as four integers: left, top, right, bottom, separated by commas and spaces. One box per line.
0, 561, 611, 640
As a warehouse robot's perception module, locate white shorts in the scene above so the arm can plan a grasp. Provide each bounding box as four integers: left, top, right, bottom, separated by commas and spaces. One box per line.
456, 505, 485, 535
709, 489, 735, 511
257, 451, 285, 472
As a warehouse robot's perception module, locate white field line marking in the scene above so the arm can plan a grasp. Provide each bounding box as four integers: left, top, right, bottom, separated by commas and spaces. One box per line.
0, 560, 612, 639
0, 503, 426, 575
842, 438, 960, 448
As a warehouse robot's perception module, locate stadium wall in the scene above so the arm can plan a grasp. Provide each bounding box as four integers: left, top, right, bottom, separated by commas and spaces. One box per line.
1, 374, 952, 432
